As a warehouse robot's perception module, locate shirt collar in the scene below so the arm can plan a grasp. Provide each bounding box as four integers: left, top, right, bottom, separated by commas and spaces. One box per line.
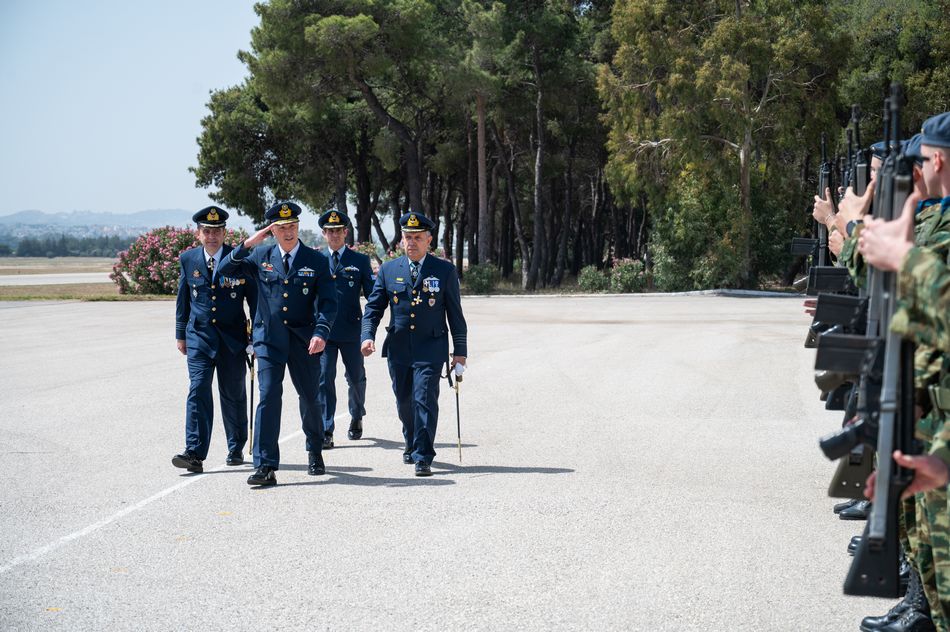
204, 247, 222, 264
330, 246, 346, 258
409, 254, 426, 268
279, 242, 301, 259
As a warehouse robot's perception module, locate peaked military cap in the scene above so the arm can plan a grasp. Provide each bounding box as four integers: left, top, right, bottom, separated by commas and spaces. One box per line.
903, 133, 926, 165
265, 201, 301, 225
870, 141, 887, 159
400, 212, 435, 233
193, 206, 228, 227
318, 210, 349, 229
920, 111, 950, 149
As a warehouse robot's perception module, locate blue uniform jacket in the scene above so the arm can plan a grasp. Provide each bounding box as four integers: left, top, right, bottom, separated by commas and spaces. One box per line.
175, 244, 256, 358
219, 241, 338, 363
325, 247, 375, 343
361, 254, 467, 366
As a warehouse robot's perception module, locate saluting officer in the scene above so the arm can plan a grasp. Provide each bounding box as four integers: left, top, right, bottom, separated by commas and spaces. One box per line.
317, 210, 375, 448
218, 201, 337, 486
360, 212, 467, 476
173, 206, 256, 473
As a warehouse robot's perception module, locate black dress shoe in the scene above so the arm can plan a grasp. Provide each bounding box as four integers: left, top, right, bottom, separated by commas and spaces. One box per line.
839, 499, 871, 520
172, 450, 203, 473
403, 452, 413, 464
308, 451, 326, 476
848, 535, 862, 556
323, 432, 334, 449
347, 418, 363, 440
226, 451, 244, 466
414, 462, 432, 477
247, 466, 276, 486
834, 498, 860, 514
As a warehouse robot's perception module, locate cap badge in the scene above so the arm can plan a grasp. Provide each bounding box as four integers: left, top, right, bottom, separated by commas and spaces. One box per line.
279, 204, 292, 218
407, 214, 420, 227
207, 208, 219, 221
329, 212, 340, 224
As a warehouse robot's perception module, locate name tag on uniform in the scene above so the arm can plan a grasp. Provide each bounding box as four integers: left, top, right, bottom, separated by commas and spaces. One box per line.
298, 267, 315, 277
423, 276, 440, 293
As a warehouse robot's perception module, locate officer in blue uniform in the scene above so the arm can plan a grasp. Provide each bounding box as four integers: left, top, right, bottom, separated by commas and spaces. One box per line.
218, 201, 338, 486
173, 206, 256, 473
361, 212, 467, 476
317, 210, 376, 448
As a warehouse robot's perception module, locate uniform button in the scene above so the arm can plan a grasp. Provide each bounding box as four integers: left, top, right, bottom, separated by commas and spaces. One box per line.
410, 324, 415, 330
283, 319, 288, 324
211, 285, 216, 289
211, 306, 217, 312
284, 279, 289, 285
410, 313, 415, 318
283, 292, 288, 298
282, 306, 288, 312
212, 318, 217, 324
413, 290, 418, 295
211, 295, 216, 301
332, 275, 336, 279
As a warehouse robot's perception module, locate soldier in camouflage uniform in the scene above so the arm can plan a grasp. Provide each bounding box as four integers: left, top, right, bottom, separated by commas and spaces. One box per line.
860, 112, 950, 632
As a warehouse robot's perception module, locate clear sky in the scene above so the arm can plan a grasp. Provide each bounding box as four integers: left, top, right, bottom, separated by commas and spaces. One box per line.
0, 0, 260, 215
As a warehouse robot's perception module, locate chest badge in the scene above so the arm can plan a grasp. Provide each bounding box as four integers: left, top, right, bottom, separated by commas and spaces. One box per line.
428, 297, 436, 307
230, 291, 237, 299
192, 289, 198, 298
393, 295, 399, 304
193, 269, 201, 278
302, 287, 309, 295
261, 261, 274, 272
422, 276, 440, 293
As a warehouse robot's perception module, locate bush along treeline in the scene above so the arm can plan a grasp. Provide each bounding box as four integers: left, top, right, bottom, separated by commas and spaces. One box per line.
192, 0, 950, 292
13, 234, 136, 258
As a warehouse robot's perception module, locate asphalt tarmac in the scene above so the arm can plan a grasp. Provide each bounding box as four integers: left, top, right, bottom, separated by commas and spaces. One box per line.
0, 295, 892, 631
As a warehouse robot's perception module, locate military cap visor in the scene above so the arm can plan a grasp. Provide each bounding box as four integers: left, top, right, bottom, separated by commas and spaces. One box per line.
266, 202, 302, 225
318, 210, 350, 229
193, 206, 228, 226
920, 111, 950, 149
400, 212, 435, 233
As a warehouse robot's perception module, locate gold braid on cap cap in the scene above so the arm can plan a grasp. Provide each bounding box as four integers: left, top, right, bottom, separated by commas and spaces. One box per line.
279, 204, 292, 218
407, 214, 420, 227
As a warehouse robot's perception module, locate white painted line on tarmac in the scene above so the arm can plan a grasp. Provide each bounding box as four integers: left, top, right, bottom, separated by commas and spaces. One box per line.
0, 420, 330, 575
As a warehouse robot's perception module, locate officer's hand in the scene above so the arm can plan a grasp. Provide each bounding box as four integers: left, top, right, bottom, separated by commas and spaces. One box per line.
176, 340, 187, 355
244, 224, 276, 249
451, 355, 466, 368
828, 229, 844, 257
835, 180, 876, 231
361, 340, 376, 357
308, 336, 326, 355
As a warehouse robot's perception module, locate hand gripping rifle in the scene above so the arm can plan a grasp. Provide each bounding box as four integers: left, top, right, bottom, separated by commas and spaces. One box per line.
817, 85, 918, 598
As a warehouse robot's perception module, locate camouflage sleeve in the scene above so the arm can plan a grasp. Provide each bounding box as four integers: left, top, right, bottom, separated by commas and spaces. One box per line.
929, 427, 950, 469
897, 247, 950, 352
841, 227, 866, 289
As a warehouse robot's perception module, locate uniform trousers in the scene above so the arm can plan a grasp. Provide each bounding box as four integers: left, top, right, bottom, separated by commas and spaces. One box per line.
320, 339, 367, 434
253, 342, 323, 468
185, 344, 247, 459
388, 361, 440, 465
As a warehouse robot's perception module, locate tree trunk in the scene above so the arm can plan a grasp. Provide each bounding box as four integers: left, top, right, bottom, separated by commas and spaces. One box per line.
739, 126, 752, 284
353, 126, 374, 243
552, 142, 574, 286
525, 48, 545, 291
486, 161, 500, 264
491, 122, 529, 289
370, 211, 390, 253
476, 92, 491, 264
465, 119, 476, 266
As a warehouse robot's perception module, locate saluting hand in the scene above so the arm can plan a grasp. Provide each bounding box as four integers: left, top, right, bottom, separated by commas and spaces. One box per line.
361, 340, 376, 357
244, 223, 276, 249
308, 336, 326, 355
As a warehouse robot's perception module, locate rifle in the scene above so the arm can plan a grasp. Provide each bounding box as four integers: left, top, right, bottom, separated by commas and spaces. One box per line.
817, 133, 833, 266
851, 105, 870, 197
817, 85, 918, 598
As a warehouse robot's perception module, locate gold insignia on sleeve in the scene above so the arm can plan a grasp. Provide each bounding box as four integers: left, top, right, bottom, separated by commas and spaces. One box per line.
207, 208, 219, 221
279, 204, 292, 218
407, 214, 420, 227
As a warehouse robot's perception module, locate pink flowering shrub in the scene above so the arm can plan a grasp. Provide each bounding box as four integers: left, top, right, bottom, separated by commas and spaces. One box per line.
110, 226, 247, 295
349, 241, 382, 271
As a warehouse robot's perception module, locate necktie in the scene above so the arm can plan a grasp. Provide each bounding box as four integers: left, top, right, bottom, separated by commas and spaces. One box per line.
283, 252, 291, 274
410, 260, 419, 283
332, 251, 340, 271
208, 256, 215, 276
